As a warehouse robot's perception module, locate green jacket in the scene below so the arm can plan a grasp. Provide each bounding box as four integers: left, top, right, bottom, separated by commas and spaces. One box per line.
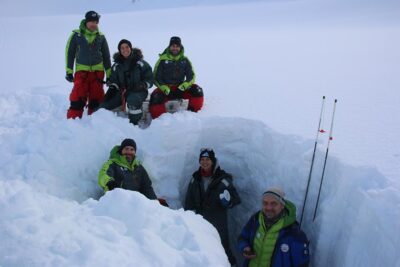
65, 20, 111, 77
98, 146, 157, 200
154, 47, 195, 93
249, 201, 297, 267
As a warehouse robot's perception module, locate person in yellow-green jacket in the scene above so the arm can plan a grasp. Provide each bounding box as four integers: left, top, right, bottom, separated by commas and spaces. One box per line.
238, 187, 310, 267
149, 36, 204, 119
98, 138, 157, 200
65, 11, 111, 119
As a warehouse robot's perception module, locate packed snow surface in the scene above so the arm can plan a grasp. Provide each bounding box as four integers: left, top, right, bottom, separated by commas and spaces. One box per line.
0, 0, 399, 266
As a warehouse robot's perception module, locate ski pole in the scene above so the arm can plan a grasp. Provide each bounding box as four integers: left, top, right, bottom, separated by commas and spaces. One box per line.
299, 96, 326, 228
313, 99, 337, 222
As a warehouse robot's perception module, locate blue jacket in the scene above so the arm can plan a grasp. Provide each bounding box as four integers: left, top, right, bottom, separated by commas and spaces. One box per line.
238, 211, 310, 267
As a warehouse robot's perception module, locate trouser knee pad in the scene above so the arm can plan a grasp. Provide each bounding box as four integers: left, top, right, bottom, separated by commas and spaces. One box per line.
188, 85, 204, 97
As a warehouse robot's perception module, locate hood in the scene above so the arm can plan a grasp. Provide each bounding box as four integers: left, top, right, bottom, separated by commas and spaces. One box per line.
159, 46, 185, 61
282, 200, 297, 228
108, 145, 140, 169
257, 199, 297, 234
113, 48, 143, 64
78, 19, 99, 35
74, 19, 101, 45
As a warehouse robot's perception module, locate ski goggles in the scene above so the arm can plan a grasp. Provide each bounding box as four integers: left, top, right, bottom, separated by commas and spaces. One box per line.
200, 147, 214, 153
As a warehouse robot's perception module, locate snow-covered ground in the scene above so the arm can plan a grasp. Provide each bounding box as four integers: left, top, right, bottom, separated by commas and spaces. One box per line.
0, 0, 399, 266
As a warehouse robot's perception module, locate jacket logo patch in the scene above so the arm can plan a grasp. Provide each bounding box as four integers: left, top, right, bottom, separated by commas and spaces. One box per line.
280, 244, 290, 253
256, 232, 261, 239
221, 179, 230, 187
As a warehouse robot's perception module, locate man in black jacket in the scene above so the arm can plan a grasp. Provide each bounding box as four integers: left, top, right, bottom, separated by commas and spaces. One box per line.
184, 148, 241, 266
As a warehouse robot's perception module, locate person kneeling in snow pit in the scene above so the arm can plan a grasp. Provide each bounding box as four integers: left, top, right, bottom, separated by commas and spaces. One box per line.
238, 187, 310, 267
98, 138, 158, 200
184, 148, 241, 266
99, 39, 153, 125
149, 36, 204, 119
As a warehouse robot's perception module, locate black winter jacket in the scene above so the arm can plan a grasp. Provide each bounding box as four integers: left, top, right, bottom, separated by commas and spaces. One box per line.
184, 165, 241, 234
109, 49, 153, 93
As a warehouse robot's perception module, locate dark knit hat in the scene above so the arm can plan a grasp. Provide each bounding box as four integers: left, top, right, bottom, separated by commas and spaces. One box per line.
118, 39, 132, 52
199, 148, 216, 165
169, 36, 182, 47
119, 138, 137, 153
85, 11, 100, 23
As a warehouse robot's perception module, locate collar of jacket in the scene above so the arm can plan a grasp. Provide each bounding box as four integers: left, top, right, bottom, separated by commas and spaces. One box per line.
108, 145, 140, 170
159, 47, 185, 61
76, 19, 100, 43
257, 200, 297, 231
113, 48, 143, 64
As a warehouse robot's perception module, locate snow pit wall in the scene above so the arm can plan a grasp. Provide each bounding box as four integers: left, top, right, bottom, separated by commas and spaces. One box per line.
0, 90, 397, 267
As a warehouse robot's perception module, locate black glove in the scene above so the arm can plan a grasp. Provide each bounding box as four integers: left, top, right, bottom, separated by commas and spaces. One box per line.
106, 179, 119, 190
107, 83, 119, 91
65, 73, 74, 83
105, 78, 111, 86
140, 82, 148, 90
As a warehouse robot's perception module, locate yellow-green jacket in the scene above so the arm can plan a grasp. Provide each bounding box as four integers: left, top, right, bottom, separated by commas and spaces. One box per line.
98, 146, 157, 200
65, 20, 111, 78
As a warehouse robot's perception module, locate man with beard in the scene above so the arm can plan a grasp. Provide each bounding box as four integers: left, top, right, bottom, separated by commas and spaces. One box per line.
98, 138, 157, 200
149, 36, 204, 119
238, 188, 310, 267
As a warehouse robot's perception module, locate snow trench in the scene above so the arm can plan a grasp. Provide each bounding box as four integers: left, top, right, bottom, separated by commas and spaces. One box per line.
0, 90, 397, 267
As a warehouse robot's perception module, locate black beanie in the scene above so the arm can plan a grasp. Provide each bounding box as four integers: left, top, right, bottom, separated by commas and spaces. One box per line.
118, 39, 132, 52
169, 36, 182, 47
199, 148, 216, 165
85, 11, 100, 23
119, 138, 137, 153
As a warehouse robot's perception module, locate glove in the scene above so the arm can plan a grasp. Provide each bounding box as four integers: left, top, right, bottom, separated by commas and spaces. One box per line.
65, 73, 74, 83
106, 179, 119, 191
105, 78, 111, 86
158, 198, 169, 207
178, 82, 191, 91
160, 85, 170, 95
219, 189, 231, 207
243, 247, 256, 259
108, 84, 119, 91
136, 82, 148, 91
